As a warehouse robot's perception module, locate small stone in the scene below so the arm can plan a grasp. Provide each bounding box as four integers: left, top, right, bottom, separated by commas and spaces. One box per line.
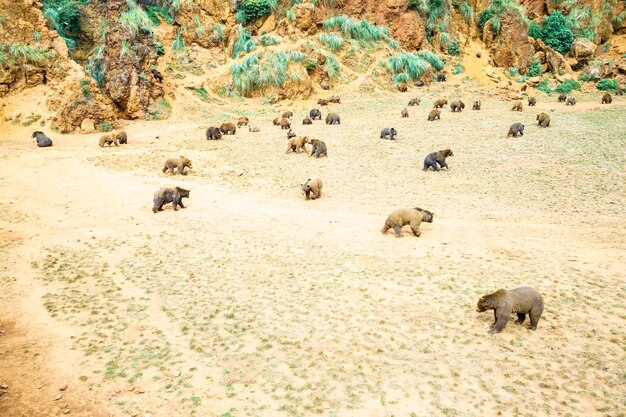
59, 384, 68, 391
128, 385, 135, 392
55, 394, 62, 401
135, 389, 145, 394
170, 369, 180, 378
63, 408, 71, 414
0, 384, 7, 390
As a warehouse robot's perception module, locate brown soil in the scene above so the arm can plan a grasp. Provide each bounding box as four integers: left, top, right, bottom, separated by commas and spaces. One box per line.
0, 80, 625, 417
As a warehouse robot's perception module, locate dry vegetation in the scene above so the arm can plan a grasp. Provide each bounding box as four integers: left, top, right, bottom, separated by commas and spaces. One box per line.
0, 81, 625, 417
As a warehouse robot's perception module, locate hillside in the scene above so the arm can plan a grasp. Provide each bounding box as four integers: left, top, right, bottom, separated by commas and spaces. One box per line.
1, 0, 626, 132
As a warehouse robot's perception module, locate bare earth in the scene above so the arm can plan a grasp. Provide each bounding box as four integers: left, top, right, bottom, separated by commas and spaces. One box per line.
1, 81, 625, 417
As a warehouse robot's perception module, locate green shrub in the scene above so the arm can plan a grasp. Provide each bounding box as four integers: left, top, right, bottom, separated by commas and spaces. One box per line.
97, 122, 113, 132
305, 59, 317, 70
289, 51, 304, 62
212, 24, 225, 43
578, 73, 593, 82
509, 67, 518, 77
529, 12, 573, 56
195, 86, 209, 101
317, 33, 344, 52
239, 0, 279, 23
42, 0, 81, 49
80, 78, 91, 98
155, 42, 165, 56
596, 78, 618, 92
145, 6, 174, 26
120, 0, 153, 39
554, 79, 581, 94
452, 63, 464, 74
537, 78, 552, 95
447, 39, 460, 55
527, 58, 542, 77
230, 51, 304, 96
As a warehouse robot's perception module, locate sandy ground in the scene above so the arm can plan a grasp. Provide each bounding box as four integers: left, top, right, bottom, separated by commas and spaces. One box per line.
0, 80, 625, 417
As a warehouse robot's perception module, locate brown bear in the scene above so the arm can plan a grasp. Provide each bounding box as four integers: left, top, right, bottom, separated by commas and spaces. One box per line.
536, 112, 550, 127
282, 111, 293, 119
423, 149, 453, 171
301, 178, 323, 200
401, 108, 409, 118
527, 97, 537, 106
433, 99, 448, 108
601, 93, 612, 104
381, 207, 434, 237
507, 122, 524, 137
280, 118, 291, 129
428, 109, 441, 121
566, 97, 576, 106
162, 156, 192, 175
320, 80, 330, 90
310, 139, 327, 158
287, 129, 296, 139
325, 113, 340, 125
116, 131, 128, 144
237, 116, 249, 127
303, 116, 313, 125
99, 134, 118, 147
397, 82, 408, 92
220, 122, 236, 135
558, 93, 567, 102
273, 118, 281, 125
152, 187, 190, 213
206, 126, 222, 140
317, 99, 329, 106
285, 136, 309, 154
450, 101, 465, 112
476, 286, 544, 334
408, 98, 420, 106
472, 100, 481, 111
511, 101, 523, 111
329, 94, 340, 103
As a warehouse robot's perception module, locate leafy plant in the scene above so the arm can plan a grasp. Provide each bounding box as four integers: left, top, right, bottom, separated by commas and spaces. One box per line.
155, 42, 165, 56
416, 51, 444, 71
453, 63, 464, 74
527, 58, 542, 77
230, 51, 305, 96
537, 78, 552, 95
97, 122, 113, 132
172, 31, 186, 54
145, 6, 174, 25
447, 39, 460, 55
596, 78, 618, 92
458, 1, 473, 24
238, 0, 279, 23
381, 53, 432, 84
554, 79, 581, 94
528, 11, 573, 56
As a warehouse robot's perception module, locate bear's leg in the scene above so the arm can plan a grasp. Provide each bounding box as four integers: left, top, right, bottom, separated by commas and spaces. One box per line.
529, 305, 543, 330
410, 220, 421, 237
489, 310, 509, 334
393, 225, 403, 238
515, 313, 526, 325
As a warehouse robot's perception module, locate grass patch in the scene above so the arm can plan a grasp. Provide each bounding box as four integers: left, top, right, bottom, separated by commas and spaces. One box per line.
96, 122, 113, 132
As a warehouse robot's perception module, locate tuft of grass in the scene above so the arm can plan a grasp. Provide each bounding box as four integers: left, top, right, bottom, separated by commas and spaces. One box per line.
322, 15, 396, 48
325, 53, 340, 79
171, 31, 186, 54
260, 34, 281, 46
415, 51, 443, 71
120, 0, 153, 39
232, 26, 257, 57
1, 43, 55, 65
476, 0, 526, 36
381, 52, 444, 83
145, 6, 174, 26
317, 33, 344, 52
453, 63, 464, 74
86, 45, 106, 88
